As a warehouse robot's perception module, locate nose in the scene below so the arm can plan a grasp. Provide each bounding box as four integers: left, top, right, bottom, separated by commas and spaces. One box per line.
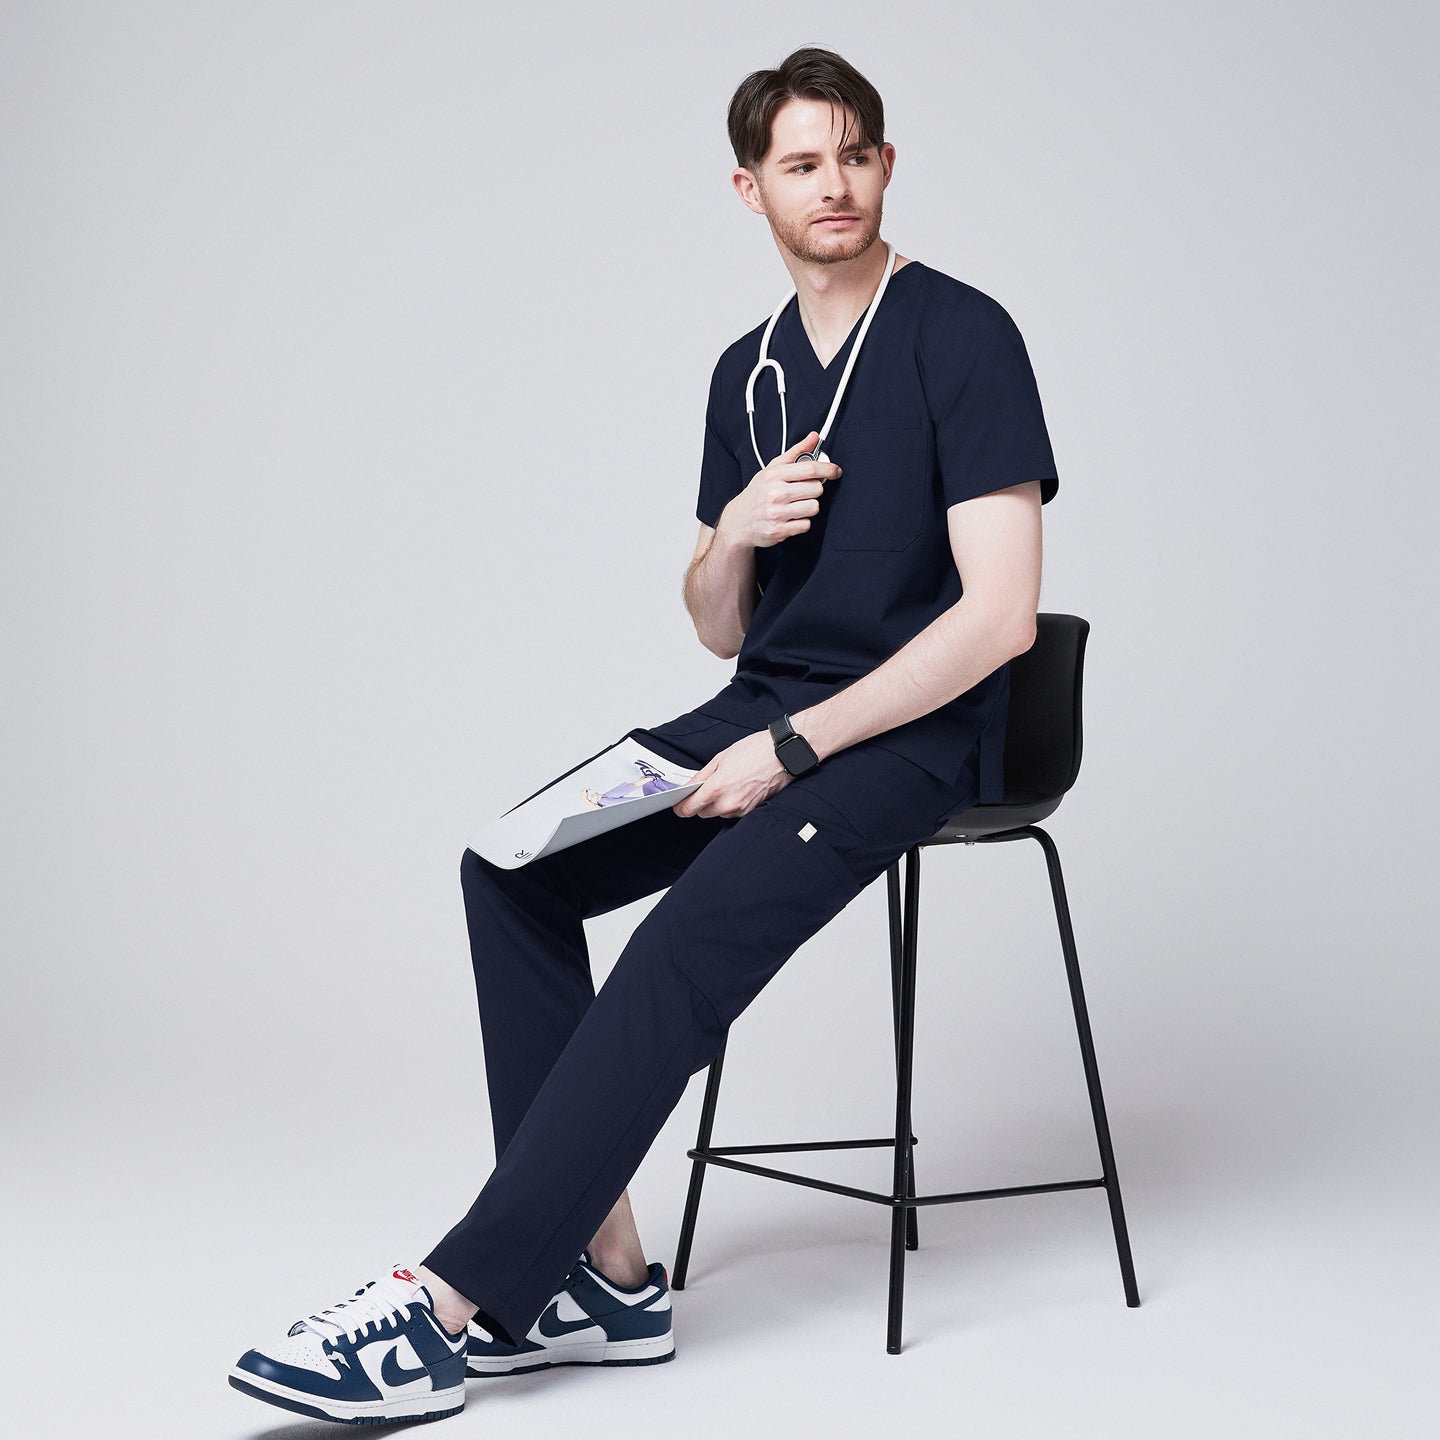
820, 157, 852, 203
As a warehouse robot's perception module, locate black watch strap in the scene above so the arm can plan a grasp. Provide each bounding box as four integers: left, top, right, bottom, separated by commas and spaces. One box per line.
769, 714, 820, 777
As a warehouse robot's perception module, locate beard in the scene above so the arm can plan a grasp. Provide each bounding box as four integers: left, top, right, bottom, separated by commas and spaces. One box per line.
766, 202, 883, 266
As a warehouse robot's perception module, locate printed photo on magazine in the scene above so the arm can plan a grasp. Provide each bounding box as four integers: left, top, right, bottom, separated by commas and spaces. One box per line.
468, 740, 700, 870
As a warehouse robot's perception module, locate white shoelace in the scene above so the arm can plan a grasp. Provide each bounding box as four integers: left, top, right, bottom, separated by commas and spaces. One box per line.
297, 1282, 412, 1346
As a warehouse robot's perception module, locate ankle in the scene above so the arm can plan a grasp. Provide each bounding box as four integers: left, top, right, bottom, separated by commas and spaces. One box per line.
586, 1252, 650, 1290
416, 1264, 479, 1335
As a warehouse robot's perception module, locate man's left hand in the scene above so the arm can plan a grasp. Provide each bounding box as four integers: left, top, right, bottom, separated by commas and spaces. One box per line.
673, 730, 792, 819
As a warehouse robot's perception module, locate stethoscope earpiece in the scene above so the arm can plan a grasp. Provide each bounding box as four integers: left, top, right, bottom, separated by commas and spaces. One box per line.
744, 243, 897, 473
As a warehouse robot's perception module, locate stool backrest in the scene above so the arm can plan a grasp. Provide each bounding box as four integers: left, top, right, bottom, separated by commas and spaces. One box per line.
1001, 613, 1089, 803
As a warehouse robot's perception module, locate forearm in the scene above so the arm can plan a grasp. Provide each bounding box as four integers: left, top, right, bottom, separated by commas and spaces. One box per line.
683, 526, 759, 660
675, 596, 1032, 823
793, 594, 1035, 762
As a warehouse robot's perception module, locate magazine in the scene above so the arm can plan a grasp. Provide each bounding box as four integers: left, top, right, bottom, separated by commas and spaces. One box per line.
468, 739, 701, 870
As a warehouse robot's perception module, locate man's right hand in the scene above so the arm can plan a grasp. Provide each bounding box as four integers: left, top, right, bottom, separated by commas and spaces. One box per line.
715, 431, 842, 549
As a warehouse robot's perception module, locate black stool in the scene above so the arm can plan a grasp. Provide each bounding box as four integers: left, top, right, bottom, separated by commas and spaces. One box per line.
671, 613, 1140, 1352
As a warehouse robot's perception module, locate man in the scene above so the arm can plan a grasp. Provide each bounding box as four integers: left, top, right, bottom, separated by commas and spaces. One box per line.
230, 46, 1055, 1426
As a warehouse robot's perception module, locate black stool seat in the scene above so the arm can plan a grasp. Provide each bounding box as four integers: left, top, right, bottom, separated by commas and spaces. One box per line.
671, 613, 1140, 1353
932, 792, 1062, 839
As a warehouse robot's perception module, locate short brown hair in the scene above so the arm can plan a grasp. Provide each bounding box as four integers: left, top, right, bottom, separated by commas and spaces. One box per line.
727, 47, 885, 172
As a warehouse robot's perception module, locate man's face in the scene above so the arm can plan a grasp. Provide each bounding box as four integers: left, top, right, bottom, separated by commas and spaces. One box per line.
736, 97, 895, 265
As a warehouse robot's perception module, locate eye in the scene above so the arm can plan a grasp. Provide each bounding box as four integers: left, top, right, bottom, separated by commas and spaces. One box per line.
846, 152, 870, 165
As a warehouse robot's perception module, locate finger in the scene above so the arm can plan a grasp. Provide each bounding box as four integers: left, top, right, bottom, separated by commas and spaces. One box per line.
775, 480, 825, 502
781, 460, 843, 486
774, 501, 819, 525
681, 788, 721, 820
782, 482, 826, 502
773, 430, 821, 467
674, 767, 715, 817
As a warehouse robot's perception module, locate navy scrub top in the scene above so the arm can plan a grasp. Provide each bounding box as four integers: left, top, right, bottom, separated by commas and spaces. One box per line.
693, 261, 1059, 800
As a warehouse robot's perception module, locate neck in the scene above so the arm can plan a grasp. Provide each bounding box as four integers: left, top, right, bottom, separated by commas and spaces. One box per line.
778, 238, 906, 367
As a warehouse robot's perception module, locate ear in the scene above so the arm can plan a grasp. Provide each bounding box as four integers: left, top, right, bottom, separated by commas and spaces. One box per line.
732, 166, 768, 217
879, 142, 896, 191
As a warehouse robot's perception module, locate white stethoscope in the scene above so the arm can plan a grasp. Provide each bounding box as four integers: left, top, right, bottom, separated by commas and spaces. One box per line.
745, 242, 898, 472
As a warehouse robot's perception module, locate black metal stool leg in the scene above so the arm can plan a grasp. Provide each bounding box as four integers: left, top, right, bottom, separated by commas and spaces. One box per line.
887, 848, 922, 1353
1031, 826, 1140, 1307
887, 863, 919, 1252
672, 1039, 728, 1291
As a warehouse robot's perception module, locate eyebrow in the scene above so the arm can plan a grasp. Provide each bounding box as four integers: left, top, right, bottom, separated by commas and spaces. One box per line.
773, 143, 869, 165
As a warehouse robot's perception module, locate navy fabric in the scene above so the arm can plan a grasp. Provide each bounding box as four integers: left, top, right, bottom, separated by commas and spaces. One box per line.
695, 261, 1058, 797
422, 262, 1054, 1346
424, 710, 978, 1345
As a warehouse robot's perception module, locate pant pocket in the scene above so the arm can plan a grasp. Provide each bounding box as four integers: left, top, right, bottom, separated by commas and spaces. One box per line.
656, 808, 862, 1031
775, 812, 868, 899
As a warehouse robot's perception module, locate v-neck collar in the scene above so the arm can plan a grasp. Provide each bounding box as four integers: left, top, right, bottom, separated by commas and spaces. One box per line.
778, 261, 921, 404
793, 300, 866, 378
776, 301, 861, 413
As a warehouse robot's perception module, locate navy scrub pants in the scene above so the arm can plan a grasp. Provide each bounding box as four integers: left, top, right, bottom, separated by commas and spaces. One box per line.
423, 709, 979, 1345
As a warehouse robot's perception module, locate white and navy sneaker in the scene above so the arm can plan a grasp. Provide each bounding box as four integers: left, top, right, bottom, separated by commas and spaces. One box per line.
466, 1256, 674, 1376
230, 1266, 467, 1426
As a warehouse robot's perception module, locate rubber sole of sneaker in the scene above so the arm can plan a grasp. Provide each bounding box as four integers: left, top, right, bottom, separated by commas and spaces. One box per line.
228, 1370, 465, 1426
467, 1333, 676, 1378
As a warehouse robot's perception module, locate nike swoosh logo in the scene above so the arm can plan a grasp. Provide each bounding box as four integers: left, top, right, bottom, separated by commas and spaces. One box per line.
380, 1345, 430, 1387
536, 1301, 599, 1340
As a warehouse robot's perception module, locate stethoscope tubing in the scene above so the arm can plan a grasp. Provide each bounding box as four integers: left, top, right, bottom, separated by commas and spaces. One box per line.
745, 241, 899, 472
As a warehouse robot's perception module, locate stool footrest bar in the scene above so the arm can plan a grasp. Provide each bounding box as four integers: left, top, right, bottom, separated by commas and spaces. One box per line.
706, 1137, 900, 1157
687, 1151, 893, 1205
687, 1148, 1107, 1208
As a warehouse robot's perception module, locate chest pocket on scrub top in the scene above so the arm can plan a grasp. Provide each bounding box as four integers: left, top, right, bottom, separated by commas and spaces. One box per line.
826, 423, 930, 553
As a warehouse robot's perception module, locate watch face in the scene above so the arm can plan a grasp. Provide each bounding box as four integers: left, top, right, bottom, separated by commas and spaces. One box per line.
781, 735, 819, 776
771, 716, 818, 776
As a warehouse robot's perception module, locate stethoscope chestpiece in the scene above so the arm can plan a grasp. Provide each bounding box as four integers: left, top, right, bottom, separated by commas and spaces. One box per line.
796, 450, 829, 465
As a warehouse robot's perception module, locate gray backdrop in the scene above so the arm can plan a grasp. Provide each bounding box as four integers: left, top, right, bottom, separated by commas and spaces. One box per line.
3, 2, 1436, 1436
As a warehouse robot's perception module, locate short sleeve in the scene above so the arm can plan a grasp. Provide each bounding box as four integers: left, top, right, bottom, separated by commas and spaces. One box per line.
930, 301, 1059, 508
696, 359, 745, 528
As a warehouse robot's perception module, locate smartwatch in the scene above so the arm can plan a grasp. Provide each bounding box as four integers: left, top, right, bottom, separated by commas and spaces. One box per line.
769, 714, 820, 777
